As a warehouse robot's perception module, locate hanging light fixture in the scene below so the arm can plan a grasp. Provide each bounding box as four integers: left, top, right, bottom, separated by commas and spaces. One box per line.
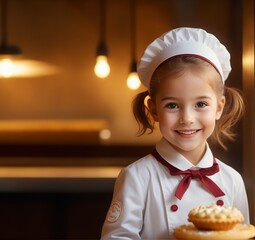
0, 0, 21, 78
94, 0, 110, 79
126, 0, 141, 90
0, 0, 58, 78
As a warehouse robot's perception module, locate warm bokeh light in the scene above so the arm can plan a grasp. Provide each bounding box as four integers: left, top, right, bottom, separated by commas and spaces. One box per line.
99, 128, 111, 140
243, 51, 254, 70
0, 58, 59, 78
0, 58, 14, 77
127, 71, 141, 90
94, 55, 110, 78
0, 166, 122, 178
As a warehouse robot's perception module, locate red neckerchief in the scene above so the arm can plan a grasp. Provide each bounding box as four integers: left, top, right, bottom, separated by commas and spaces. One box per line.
151, 149, 225, 200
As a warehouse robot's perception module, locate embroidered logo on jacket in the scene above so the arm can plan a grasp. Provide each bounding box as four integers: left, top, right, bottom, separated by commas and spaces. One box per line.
106, 201, 122, 223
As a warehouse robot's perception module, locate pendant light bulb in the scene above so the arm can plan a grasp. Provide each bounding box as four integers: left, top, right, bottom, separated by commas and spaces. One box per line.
94, 55, 110, 78
0, 0, 22, 78
127, 0, 140, 90
0, 58, 14, 78
94, 40, 110, 78
127, 72, 140, 90
95, 0, 110, 79
0, 45, 22, 78
127, 61, 140, 90
0, 1, 58, 78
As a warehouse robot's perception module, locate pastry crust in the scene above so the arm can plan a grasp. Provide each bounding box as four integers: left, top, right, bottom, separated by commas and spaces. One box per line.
188, 204, 244, 230
173, 224, 255, 240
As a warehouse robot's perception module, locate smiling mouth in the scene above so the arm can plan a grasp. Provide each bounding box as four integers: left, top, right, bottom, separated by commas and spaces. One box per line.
176, 130, 200, 135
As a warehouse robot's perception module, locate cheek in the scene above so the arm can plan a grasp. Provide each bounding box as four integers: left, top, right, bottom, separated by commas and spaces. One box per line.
201, 112, 217, 129
158, 112, 177, 127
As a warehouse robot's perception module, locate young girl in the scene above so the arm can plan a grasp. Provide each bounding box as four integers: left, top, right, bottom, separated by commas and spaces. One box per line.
101, 27, 250, 239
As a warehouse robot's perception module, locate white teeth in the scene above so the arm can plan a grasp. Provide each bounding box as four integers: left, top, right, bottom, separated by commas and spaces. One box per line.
178, 130, 197, 135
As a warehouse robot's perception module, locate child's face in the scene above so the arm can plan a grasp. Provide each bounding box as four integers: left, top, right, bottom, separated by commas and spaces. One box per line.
148, 65, 225, 163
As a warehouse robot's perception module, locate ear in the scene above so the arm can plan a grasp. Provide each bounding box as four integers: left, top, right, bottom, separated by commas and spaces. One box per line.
147, 98, 159, 122
215, 96, 225, 120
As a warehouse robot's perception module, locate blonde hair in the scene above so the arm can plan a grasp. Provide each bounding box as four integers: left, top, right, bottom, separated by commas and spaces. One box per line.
133, 56, 245, 150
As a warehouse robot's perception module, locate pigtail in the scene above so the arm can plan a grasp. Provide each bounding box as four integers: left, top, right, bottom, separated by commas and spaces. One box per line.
212, 86, 245, 150
132, 91, 154, 136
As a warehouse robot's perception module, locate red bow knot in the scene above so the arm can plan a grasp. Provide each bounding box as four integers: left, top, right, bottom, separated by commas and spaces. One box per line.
190, 170, 202, 179
151, 149, 225, 200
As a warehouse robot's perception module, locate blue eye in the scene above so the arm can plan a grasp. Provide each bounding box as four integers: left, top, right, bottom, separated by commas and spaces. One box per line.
196, 102, 207, 108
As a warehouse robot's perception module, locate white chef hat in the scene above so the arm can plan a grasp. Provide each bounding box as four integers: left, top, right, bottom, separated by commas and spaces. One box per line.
137, 27, 231, 88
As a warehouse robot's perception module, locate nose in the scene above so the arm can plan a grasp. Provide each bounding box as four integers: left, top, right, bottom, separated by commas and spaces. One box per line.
179, 107, 195, 125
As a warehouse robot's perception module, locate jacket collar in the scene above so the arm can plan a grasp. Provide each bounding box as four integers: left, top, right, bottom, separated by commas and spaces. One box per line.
155, 137, 214, 170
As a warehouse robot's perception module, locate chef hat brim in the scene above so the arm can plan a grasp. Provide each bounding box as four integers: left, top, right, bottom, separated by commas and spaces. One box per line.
137, 27, 231, 88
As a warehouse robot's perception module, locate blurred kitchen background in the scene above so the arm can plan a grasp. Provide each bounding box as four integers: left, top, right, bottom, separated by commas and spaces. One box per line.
0, 0, 254, 239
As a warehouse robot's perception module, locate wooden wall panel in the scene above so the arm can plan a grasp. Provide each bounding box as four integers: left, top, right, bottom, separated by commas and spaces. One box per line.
242, 0, 255, 224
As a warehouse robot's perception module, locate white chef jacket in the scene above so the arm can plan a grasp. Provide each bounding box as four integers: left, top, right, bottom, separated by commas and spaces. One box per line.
101, 138, 250, 240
